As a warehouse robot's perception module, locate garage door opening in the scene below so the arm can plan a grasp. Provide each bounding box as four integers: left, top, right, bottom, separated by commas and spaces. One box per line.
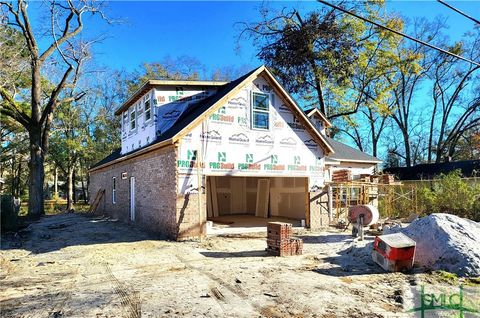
206, 176, 308, 235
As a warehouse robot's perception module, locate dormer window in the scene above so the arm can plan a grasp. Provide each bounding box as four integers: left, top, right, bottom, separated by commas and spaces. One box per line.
251, 92, 269, 130
144, 94, 151, 122
130, 106, 136, 131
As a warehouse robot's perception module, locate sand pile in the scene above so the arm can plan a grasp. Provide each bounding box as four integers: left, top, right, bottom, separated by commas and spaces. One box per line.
386, 213, 480, 276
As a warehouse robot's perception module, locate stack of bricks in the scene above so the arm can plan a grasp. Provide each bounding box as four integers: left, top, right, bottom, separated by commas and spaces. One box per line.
266, 222, 303, 256
332, 169, 352, 183
381, 174, 395, 184
359, 174, 371, 183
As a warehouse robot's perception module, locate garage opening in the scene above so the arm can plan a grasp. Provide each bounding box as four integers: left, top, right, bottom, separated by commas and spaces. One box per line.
206, 176, 308, 235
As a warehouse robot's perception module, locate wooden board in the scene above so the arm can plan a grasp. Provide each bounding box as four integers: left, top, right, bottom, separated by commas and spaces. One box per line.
255, 179, 270, 218
210, 176, 219, 217
231, 177, 246, 213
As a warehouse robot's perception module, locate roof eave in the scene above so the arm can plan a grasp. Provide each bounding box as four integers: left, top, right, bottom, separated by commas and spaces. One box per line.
262, 67, 335, 155
89, 138, 175, 172
328, 158, 382, 164
306, 108, 333, 128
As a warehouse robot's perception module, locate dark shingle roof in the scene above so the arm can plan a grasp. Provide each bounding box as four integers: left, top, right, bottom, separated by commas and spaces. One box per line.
90, 67, 260, 170
91, 148, 122, 169
325, 136, 381, 163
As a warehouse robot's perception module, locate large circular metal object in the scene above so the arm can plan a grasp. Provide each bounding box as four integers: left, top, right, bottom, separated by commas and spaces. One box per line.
348, 205, 379, 226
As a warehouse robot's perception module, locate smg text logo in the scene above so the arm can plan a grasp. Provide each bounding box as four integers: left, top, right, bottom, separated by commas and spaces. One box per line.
407, 285, 479, 318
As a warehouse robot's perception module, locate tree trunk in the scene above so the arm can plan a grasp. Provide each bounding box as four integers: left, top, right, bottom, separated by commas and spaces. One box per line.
372, 138, 378, 158
73, 169, 77, 204
28, 130, 45, 216
66, 166, 74, 211
80, 167, 88, 204
402, 129, 412, 167
11, 154, 16, 197
15, 160, 22, 198
53, 166, 58, 199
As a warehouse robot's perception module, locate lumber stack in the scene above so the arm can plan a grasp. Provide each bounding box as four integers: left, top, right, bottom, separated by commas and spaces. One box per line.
381, 174, 395, 184
266, 222, 303, 256
332, 169, 352, 183
370, 175, 380, 183
359, 174, 371, 183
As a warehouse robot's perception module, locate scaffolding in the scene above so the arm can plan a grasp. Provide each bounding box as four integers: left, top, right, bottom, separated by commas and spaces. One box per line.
329, 181, 418, 222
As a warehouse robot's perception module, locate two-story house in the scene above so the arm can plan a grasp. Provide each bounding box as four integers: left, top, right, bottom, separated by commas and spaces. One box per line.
89, 65, 381, 240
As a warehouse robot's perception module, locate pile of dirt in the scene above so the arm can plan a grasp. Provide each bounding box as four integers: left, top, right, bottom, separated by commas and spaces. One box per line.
386, 213, 480, 277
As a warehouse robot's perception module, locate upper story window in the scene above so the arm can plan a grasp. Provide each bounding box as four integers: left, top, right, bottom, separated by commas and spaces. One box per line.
122, 112, 127, 131
251, 92, 269, 130
130, 105, 136, 131
144, 94, 151, 122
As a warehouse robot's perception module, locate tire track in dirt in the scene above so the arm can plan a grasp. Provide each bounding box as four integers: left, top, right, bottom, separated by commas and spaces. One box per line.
104, 265, 141, 318
174, 253, 259, 316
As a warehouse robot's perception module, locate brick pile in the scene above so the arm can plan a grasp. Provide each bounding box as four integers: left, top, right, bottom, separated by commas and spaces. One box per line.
266, 222, 303, 256
381, 174, 395, 184
332, 169, 352, 183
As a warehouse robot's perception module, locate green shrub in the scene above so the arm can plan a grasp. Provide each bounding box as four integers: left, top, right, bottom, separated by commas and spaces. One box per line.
416, 171, 480, 221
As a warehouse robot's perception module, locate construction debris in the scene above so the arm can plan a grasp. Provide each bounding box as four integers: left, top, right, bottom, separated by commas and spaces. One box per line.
266, 222, 303, 256
331, 169, 352, 183
385, 213, 480, 276
380, 174, 395, 184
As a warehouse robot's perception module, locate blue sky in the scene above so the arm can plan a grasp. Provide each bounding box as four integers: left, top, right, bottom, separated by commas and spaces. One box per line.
73, 1, 479, 74
26, 1, 479, 158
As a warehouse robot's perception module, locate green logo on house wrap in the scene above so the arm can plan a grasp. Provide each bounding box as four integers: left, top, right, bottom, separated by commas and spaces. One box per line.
187, 150, 197, 161
217, 152, 226, 162
407, 285, 479, 317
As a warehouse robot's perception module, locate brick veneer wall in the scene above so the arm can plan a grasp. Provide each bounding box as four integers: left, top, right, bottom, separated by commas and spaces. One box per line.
176, 192, 207, 240
89, 145, 178, 238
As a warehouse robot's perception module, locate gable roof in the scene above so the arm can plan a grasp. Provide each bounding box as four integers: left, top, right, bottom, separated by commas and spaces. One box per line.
304, 107, 332, 128
91, 65, 334, 171
324, 136, 382, 164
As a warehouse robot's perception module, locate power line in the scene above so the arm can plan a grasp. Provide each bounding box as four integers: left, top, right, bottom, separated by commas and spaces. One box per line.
317, 0, 480, 67
437, 0, 480, 25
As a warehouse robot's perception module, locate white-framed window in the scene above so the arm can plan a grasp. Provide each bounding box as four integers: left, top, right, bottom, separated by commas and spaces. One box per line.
251, 92, 270, 130
112, 177, 117, 204
130, 105, 136, 131
144, 94, 151, 122
122, 112, 127, 131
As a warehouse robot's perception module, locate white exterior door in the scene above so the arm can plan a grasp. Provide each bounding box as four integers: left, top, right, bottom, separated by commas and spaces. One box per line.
130, 176, 135, 221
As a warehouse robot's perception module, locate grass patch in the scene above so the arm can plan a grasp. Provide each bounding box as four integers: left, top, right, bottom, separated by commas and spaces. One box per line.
20, 200, 89, 215
433, 270, 459, 285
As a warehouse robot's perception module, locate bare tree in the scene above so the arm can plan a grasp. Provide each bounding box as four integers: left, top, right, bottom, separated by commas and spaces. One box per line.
428, 28, 480, 163
385, 17, 446, 166
0, 0, 109, 215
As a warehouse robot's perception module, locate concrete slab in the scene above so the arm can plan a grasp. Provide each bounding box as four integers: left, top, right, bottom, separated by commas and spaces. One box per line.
207, 214, 304, 235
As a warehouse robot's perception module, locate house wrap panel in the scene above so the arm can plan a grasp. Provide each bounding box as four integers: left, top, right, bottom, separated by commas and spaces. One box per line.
176, 74, 326, 194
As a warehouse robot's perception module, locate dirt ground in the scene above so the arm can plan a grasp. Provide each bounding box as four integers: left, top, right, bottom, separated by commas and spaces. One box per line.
0, 213, 471, 318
